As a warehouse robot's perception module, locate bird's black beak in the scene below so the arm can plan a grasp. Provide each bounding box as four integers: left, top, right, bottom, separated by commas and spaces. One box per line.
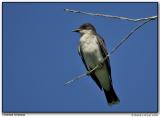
72, 28, 80, 32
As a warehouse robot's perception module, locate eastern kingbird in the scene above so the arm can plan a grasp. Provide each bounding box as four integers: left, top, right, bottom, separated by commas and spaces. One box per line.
73, 23, 120, 105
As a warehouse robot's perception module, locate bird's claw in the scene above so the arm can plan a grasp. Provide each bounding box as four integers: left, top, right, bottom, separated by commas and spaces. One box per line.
98, 61, 104, 69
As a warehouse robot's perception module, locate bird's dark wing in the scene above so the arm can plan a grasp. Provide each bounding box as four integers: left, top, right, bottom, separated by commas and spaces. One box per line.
78, 44, 102, 90
96, 35, 112, 81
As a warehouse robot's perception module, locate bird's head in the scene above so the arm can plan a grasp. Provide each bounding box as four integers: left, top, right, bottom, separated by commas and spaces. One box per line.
72, 23, 96, 35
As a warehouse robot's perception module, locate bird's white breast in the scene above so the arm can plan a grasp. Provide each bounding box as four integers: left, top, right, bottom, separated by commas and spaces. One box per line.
80, 33, 103, 68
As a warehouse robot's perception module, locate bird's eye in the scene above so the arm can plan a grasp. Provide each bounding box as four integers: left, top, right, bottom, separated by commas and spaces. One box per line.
82, 26, 87, 29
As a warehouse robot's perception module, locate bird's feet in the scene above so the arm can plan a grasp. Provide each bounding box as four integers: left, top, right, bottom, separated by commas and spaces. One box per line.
98, 61, 104, 69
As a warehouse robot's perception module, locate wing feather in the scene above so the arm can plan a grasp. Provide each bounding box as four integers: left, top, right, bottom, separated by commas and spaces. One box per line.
96, 35, 112, 82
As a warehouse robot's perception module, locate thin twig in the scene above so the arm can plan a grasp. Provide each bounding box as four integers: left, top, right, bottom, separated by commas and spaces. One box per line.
64, 65, 99, 85
109, 19, 153, 55
64, 9, 157, 22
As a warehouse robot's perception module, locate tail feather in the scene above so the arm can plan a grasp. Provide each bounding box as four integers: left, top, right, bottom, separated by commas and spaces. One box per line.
103, 85, 120, 105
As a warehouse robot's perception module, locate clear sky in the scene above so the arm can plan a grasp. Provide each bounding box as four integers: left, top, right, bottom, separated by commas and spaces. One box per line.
3, 2, 157, 112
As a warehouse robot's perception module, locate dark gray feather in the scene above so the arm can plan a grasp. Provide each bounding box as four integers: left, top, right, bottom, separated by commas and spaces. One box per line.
96, 35, 112, 82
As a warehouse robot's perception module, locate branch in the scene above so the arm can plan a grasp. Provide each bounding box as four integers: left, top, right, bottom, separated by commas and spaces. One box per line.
109, 19, 153, 55
64, 9, 157, 22
64, 9, 157, 85
64, 65, 99, 86
64, 18, 155, 86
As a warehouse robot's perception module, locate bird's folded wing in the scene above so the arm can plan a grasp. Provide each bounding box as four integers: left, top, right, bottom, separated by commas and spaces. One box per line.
96, 35, 112, 82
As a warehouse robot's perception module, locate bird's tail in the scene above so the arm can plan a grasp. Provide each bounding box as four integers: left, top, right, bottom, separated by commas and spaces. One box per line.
103, 85, 120, 105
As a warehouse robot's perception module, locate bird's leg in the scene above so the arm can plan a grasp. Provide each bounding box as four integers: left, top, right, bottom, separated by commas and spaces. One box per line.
86, 62, 104, 76
87, 65, 98, 75
98, 60, 105, 69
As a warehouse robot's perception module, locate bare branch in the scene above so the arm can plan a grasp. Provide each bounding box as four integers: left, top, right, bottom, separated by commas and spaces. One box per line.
64, 9, 157, 22
64, 18, 155, 85
109, 19, 153, 55
64, 9, 157, 85
64, 65, 99, 85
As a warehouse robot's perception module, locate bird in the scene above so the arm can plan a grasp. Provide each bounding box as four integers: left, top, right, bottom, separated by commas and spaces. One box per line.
72, 23, 120, 105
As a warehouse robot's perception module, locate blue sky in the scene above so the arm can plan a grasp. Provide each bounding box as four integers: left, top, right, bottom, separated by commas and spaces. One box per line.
3, 3, 157, 112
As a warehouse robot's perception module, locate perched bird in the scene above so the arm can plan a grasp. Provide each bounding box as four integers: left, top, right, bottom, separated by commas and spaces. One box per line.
72, 23, 120, 105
